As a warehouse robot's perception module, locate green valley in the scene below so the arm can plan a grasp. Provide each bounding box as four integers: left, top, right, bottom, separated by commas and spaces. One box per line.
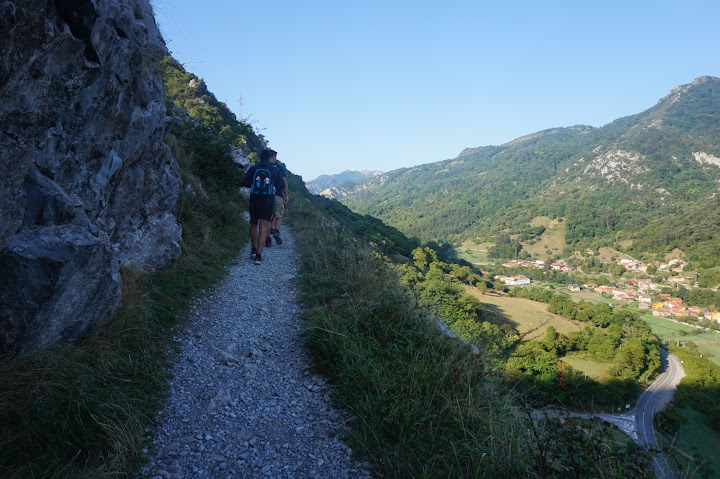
6, 3, 720, 478
325, 75, 720, 476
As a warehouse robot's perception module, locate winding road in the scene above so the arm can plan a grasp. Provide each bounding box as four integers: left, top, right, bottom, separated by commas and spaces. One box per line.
635, 349, 685, 478
538, 348, 685, 478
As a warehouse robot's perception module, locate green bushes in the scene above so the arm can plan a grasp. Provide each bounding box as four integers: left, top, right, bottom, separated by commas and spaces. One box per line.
501, 287, 660, 407
293, 215, 528, 477
290, 193, 655, 477
670, 345, 720, 433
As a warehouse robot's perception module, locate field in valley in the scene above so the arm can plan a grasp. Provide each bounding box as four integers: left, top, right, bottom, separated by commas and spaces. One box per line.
463, 286, 620, 380
643, 315, 712, 341
465, 287, 581, 341
642, 314, 720, 367
457, 240, 493, 264
560, 352, 613, 381
673, 408, 720, 476
521, 216, 567, 258
694, 342, 720, 367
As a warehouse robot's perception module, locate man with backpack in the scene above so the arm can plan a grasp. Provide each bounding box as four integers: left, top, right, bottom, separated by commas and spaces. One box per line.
269, 153, 288, 245
242, 149, 286, 265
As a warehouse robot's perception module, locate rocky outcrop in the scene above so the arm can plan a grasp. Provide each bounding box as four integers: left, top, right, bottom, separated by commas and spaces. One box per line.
0, 0, 182, 354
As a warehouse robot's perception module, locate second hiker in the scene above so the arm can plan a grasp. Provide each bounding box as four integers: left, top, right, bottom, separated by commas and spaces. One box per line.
269, 152, 288, 245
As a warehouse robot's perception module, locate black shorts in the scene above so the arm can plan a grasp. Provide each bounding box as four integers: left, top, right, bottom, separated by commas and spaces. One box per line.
249, 196, 274, 224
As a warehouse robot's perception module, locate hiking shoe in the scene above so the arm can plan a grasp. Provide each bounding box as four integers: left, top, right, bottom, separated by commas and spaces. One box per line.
254, 253, 262, 265
272, 229, 283, 245
265, 236, 272, 247
250, 247, 257, 259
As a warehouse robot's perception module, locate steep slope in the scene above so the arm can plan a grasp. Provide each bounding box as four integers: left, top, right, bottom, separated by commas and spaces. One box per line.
159, 56, 265, 156
342, 76, 720, 265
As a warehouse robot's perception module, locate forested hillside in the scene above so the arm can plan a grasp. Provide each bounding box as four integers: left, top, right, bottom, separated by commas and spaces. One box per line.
341, 76, 720, 268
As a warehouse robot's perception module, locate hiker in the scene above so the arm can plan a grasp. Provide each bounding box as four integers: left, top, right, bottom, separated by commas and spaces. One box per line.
242, 149, 286, 265
269, 153, 289, 245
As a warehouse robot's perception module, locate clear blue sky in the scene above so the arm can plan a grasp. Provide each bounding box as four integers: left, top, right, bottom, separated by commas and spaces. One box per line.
151, 0, 720, 182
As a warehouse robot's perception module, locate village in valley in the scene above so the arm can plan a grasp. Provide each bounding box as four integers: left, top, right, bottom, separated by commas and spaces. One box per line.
494, 250, 720, 325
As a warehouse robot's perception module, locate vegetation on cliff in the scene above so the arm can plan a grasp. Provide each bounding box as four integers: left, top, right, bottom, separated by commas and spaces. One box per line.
159, 55, 265, 155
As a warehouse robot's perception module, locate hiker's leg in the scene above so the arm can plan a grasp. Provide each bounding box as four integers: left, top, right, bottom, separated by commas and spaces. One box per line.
266, 211, 275, 246
272, 216, 283, 245
250, 221, 259, 249
249, 200, 259, 250
257, 219, 271, 254
272, 197, 284, 246
255, 196, 274, 254
273, 196, 284, 231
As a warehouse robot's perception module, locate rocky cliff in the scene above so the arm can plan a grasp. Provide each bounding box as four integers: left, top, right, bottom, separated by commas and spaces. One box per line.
0, 0, 182, 354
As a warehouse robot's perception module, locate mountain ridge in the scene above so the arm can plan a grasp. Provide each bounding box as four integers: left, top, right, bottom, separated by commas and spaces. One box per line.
340, 76, 720, 267
306, 169, 382, 196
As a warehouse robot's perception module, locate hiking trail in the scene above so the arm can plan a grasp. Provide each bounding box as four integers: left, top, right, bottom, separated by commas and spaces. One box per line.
140, 229, 372, 479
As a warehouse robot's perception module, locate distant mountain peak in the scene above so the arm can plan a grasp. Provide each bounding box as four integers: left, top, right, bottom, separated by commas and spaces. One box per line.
659, 75, 716, 106
306, 169, 382, 196
692, 75, 713, 84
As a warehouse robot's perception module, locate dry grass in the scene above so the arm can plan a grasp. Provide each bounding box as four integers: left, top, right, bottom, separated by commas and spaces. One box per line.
596, 247, 626, 262
521, 216, 567, 258
464, 287, 581, 340
457, 240, 493, 264
291, 197, 534, 478
561, 352, 613, 381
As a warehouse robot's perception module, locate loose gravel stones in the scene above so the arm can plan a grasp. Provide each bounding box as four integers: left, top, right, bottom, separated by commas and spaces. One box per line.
139, 229, 372, 478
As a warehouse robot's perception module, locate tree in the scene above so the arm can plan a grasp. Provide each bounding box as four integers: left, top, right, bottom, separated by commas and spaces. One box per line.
612, 340, 647, 379
495, 231, 511, 244
605, 324, 623, 348
611, 264, 626, 276
543, 326, 564, 355
412, 247, 428, 271
450, 318, 484, 342
587, 332, 616, 361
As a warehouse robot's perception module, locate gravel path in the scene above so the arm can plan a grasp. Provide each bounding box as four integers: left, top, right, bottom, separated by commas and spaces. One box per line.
139, 229, 373, 479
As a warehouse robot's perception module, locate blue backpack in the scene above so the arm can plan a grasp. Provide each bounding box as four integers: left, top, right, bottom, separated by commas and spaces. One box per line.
250, 167, 275, 196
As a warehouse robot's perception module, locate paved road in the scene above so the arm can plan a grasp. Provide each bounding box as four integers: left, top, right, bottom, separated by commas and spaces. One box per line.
537, 349, 685, 478
635, 349, 685, 478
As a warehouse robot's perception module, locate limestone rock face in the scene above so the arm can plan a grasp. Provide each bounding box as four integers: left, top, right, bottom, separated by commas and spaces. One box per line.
0, 0, 182, 353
